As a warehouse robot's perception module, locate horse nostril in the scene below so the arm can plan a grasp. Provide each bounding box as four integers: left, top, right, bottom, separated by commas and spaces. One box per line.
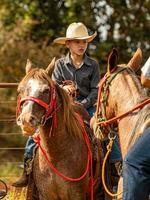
17, 116, 22, 126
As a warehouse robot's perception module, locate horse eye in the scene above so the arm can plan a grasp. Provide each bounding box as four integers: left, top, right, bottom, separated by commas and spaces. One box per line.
43, 88, 49, 94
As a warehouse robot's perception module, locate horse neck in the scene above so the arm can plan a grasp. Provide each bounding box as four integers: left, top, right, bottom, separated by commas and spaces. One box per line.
109, 72, 148, 157
39, 112, 69, 157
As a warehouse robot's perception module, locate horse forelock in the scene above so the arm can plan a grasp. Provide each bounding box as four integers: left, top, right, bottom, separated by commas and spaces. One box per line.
19, 68, 51, 90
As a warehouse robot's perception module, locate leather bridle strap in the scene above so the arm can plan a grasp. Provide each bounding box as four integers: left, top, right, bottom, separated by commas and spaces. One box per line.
20, 96, 49, 110
16, 82, 58, 127
97, 98, 150, 126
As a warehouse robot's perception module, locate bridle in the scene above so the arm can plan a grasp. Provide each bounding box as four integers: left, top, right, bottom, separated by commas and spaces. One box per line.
16, 80, 58, 128
95, 67, 126, 138
16, 79, 94, 200
96, 66, 150, 197
95, 66, 150, 138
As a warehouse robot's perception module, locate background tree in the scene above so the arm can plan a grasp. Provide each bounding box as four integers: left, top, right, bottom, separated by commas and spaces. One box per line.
0, 0, 149, 82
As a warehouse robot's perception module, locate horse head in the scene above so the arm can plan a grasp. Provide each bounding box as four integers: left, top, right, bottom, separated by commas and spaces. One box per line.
16, 58, 57, 136
92, 48, 147, 142
104, 47, 143, 117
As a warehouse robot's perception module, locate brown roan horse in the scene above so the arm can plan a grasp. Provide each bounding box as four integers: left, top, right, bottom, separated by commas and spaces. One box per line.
16, 59, 103, 200
91, 48, 150, 199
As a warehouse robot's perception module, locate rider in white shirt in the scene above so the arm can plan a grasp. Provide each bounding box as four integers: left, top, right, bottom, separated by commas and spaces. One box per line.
141, 57, 150, 88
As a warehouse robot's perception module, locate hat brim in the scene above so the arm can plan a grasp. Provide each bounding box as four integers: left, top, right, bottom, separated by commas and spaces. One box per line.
53, 32, 97, 45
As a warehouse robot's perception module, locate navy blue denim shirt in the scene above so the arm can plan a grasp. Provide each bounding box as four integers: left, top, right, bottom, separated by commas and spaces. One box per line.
52, 53, 100, 108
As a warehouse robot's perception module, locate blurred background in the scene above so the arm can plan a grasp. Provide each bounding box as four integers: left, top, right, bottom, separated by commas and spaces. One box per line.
0, 0, 149, 192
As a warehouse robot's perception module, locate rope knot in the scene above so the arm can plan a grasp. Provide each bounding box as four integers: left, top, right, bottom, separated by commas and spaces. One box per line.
33, 134, 41, 145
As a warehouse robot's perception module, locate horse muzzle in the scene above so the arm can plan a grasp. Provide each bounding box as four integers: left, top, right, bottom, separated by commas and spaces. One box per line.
17, 112, 41, 126
17, 113, 41, 135
21, 125, 36, 136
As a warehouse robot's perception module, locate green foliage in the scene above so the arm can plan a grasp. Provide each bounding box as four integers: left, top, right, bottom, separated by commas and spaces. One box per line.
95, 0, 149, 63
0, 0, 149, 65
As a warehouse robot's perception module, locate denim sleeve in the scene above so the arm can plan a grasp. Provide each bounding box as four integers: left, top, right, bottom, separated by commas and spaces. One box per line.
81, 62, 100, 108
52, 60, 63, 84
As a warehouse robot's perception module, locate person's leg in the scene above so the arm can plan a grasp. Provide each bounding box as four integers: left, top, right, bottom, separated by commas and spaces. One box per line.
24, 136, 37, 159
12, 137, 36, 187
108, 135, 122, 191
87, 106, 96, 118
109, 135, 122, 163
123, 127, 150, 200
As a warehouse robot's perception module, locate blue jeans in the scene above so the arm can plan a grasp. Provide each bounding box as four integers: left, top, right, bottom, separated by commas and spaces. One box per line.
76, 96, 96, 118
24, 105, 122, 162
24, 136, 36, 159
123, 127, 150, 200
86, 106, 96, 118
109, 135, 122, 163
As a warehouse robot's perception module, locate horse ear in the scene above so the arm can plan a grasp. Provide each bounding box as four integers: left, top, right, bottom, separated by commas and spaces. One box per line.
127, 48, 142, 71
46, 57, 56, 77
107, 48, 118, 74
26, 59, 33, 74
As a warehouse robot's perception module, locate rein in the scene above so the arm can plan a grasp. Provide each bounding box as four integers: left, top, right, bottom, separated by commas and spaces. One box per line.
17, 80, 94, 199
96, 67, 150, 197
96, 67, 150, 128
98, 98, 150, 126
33, 113, 94, 200
62, 80, 78, 100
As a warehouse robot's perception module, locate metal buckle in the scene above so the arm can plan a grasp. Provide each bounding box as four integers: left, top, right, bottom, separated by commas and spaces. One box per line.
108, 131, 116, 140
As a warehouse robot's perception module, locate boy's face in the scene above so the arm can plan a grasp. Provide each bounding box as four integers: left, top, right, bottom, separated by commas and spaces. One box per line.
66, 39, 88, 56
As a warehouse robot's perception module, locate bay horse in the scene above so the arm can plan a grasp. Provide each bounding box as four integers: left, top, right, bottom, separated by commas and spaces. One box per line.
16, 59, 103, 200
91, 48, 150, 199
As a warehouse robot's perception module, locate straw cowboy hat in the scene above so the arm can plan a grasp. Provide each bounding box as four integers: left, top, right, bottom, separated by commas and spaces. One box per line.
53, 22, 97, 45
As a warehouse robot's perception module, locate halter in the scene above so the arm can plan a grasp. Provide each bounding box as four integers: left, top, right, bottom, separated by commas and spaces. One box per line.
16, 79, 94, 199
16, 80, 58, 127
96, 66, 150, 197
96, 67, 150, 137
95, 67, 127, 138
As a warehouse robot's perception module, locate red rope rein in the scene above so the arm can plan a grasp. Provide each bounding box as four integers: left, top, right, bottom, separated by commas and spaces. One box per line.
33, 113, 94, 200
17, 80, 94, 199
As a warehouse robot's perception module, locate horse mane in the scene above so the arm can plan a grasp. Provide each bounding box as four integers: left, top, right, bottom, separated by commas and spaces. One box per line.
19, 68, 83, 139
55, 84, 84, 138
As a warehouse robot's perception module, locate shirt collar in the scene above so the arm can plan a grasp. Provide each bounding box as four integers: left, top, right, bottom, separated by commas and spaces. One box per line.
64, 53, 92, 66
